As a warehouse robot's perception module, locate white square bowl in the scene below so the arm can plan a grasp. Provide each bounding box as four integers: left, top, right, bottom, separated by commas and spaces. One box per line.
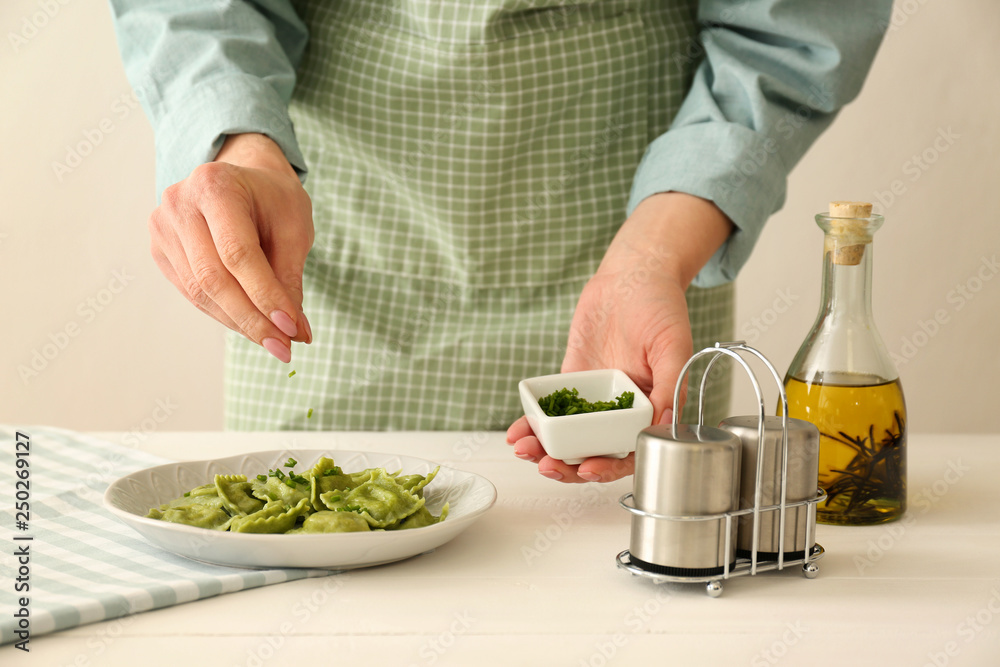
518, 369, 654, 465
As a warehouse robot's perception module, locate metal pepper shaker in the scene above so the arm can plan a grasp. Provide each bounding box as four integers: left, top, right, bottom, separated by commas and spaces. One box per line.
628, 423, 742, 576
718, 415, 820, 560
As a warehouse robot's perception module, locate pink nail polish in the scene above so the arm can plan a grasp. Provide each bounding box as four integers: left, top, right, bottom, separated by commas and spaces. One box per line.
270, 310, 298, 338
262, 337, 291, 363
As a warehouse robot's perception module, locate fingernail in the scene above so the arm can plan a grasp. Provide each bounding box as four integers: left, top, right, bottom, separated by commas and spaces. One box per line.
658, 408, 674, 426
262, 337, 291, 363
301, 311, 313, 344
539, 470, 563, 481
270, 310, 298, 338
578, 472, 601, 482
514, 451, 533, 460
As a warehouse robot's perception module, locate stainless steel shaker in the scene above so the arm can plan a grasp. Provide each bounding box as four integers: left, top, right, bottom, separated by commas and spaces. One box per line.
718, 416, 819, 560
628, 424, 742, 575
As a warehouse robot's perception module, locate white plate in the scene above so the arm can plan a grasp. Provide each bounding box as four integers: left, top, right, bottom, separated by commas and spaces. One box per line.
104, 449, 497, 570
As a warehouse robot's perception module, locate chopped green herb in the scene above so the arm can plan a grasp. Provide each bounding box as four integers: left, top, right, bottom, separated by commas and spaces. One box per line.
256, 474, 267, 482
538, 387, 635, 417
284, 458, 297, 468
183, 491, 190, 497
307, 408, 313, 419
336, 504, 363, 514
288, 370, 296, 378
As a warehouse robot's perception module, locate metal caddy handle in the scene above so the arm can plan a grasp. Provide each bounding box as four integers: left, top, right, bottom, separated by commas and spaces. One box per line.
616, 341, 827, 597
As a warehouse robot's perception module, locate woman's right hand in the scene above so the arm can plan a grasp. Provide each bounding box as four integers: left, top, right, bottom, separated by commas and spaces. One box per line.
148, 133, 315, 363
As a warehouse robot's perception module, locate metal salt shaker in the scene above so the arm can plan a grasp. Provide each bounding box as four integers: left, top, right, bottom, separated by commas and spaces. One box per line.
628, 423, 742, 575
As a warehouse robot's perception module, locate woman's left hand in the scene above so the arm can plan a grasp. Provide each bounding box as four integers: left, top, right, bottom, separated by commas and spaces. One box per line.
506, 192, 734, 483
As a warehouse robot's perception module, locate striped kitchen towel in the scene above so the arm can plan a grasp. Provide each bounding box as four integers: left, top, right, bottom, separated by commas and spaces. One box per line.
0, 426, 333, 646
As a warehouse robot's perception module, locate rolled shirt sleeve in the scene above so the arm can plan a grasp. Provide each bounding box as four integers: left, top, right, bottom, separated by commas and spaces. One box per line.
107, 0, 309, 198
628, 0, 893, 287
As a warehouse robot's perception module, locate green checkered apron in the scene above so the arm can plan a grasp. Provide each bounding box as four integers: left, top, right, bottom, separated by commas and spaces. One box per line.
226, 0, 734, 431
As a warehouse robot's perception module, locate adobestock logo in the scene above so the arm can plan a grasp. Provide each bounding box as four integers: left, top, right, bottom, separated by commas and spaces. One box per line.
740, 287, 799, 345
7, 0, 73, 54
891, 254, 997, 368
18, 268, 134, 384
871, 127, 960, 212
51, 91, 143, 183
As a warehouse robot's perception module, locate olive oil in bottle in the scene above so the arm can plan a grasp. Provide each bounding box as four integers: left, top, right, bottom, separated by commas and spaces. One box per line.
783, 372, 906, 525
782, 201, 906, 525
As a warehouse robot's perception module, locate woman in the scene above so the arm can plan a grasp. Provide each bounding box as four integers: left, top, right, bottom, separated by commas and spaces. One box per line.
109, 0, 891, 483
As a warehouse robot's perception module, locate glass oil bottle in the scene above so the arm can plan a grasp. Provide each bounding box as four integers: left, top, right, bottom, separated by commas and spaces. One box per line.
781, 201, 906, 525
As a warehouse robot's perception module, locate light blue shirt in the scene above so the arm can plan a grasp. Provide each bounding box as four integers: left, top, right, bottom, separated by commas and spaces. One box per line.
108, 0, 892, 288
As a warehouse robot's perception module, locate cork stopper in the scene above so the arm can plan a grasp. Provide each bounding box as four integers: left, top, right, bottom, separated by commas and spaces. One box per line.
825, 200, 873, 266
829, 201, 873, 218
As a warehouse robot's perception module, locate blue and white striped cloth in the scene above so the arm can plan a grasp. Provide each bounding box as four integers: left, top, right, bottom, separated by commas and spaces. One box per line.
0, 426, 333, 645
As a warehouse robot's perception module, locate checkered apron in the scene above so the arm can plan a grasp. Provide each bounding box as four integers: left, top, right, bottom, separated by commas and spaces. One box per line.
226, 0, 734, 431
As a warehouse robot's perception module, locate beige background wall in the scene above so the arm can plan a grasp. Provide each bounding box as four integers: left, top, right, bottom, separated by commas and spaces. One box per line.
1, 0, 997, 434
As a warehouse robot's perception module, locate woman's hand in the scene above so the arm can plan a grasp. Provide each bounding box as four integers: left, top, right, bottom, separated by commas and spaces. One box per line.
507, 192, 734, 482
148, 133, 315, 362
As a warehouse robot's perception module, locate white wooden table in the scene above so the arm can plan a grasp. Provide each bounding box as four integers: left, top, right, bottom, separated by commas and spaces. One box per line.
5, 431, 998, 666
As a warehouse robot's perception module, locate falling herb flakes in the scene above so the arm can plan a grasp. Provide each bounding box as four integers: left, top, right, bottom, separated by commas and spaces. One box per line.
286, 369, 313, 420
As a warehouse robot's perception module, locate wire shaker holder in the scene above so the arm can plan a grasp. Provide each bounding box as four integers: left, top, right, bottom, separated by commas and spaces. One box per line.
616, 341, 827, 597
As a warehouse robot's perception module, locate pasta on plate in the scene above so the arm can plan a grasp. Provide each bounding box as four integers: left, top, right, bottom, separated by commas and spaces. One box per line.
146, 456, 449, 534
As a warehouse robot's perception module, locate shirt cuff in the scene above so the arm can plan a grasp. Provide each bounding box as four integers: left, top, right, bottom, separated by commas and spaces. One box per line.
627, 122, 789, 289
153, 73, 308, 199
